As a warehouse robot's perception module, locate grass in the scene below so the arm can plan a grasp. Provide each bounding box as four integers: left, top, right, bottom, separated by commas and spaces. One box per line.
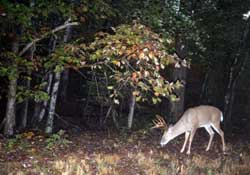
0, 130, 250, 175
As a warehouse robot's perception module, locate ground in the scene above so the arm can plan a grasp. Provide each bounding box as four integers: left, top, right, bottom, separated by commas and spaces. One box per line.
0, 129, 250, 175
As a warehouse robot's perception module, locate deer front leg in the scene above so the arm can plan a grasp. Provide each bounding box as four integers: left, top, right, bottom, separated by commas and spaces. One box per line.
180, 131, 190, 153
187, 128, 197, 155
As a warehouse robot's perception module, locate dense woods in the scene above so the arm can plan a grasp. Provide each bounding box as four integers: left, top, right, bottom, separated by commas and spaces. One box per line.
0, 0, 250, 174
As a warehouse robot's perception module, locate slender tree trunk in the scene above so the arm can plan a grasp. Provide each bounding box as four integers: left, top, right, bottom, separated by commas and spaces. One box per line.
4, 41, 19, 136
199, 70, 209, 103
19, 71, 31, 130
45, 25, 72, 133
45, 72, 61, 134
61, 69, 69, 101
38, 73, 53, 123
32, 102, 41, 125
127, 92, 136, 129
34, 37, 56, 127
20, 46, 35, 130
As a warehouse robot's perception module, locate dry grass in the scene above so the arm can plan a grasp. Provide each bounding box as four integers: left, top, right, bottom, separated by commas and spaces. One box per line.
1, 133, 250, 175
2, 150, 250, 175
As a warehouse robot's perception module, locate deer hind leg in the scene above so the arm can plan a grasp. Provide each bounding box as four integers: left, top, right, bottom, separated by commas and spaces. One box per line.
211, 123, 226, 152
187, 128, 197, 155
180, 131, 190, 153
204, 126, 214, 151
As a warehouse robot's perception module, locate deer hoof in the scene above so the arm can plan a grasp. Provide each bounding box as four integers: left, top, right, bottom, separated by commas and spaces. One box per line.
206, 148, 209, 151
180, 149, 184, 153
186, 151, 190, 155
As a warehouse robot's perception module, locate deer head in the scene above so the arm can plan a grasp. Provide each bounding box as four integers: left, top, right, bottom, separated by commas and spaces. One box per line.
160, 124, 174, 147
151, 115, 173, 146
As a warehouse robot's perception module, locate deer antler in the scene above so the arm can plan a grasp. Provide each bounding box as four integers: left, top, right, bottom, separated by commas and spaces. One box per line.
151, 115, 167, 129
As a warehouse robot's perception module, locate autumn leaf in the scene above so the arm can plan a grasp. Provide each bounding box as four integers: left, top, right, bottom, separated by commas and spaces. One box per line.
118, 50, 124, 55
112, 60, 121, 67
131, 72, 137, 82
139, 52, 145, 59
148, 52, 154, 59
23, 132, 35, 139
154, 92, 159, 97
132, 91, 140, 96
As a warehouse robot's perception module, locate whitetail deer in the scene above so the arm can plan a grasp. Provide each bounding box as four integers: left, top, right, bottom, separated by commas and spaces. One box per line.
152, 105, 226, 155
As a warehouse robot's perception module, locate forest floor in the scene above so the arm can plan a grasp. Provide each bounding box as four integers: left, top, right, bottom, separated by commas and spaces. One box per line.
0, 129, 250, 175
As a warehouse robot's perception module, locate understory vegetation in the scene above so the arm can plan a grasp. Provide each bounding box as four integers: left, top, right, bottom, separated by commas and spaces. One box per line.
1, 130, 250, 175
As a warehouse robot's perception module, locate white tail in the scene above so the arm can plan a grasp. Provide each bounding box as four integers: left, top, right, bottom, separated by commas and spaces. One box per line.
157, 105, 226, 155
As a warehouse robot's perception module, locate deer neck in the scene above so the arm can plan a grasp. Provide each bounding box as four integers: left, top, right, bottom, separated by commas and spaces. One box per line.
171, 119, 189, 139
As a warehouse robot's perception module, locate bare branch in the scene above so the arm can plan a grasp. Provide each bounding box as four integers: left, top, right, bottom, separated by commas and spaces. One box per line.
18, 21, 79, 56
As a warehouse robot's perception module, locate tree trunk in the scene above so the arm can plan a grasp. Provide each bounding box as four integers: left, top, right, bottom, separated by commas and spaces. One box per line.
19, 71, 31, 130
199, 70, 209, 103
168, 34, 188, 121
224, 18, 250, 135
61, 69, 69, 101
224, 52, 249, 135
169, 66, 187, 122
4, 41, 19, 136
38, 73, 53, 123
32, 102, 41, 126
127, 92, 136, 129
20, 45, 35, 130
45, 72, 61, 134
34, 37, 56, 126
45, 25, 71, 133
164, 0, 188, 122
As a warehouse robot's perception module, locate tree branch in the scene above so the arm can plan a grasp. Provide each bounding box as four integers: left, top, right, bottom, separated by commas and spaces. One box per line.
18, 21, 79, 56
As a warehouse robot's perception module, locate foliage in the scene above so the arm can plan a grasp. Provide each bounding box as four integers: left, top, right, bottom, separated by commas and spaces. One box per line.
115, 0, 197, 43
5, 133, 30, 151
77, 23, 182, 105
1, 0, 249, 134
0, 0, 117, 104
74, 0, 117, 26
45, 130, 72, 149
16, 87, 49, 103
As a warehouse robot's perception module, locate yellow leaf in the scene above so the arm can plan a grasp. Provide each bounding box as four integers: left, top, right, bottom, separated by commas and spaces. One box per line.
132, 91, 140, 96
23, 132, 35, 139
139, 52, 145, 59
154, 92, 159, 96
148, 52, 154, 59
112, 60, 121, 67
31, 148, 37, 153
